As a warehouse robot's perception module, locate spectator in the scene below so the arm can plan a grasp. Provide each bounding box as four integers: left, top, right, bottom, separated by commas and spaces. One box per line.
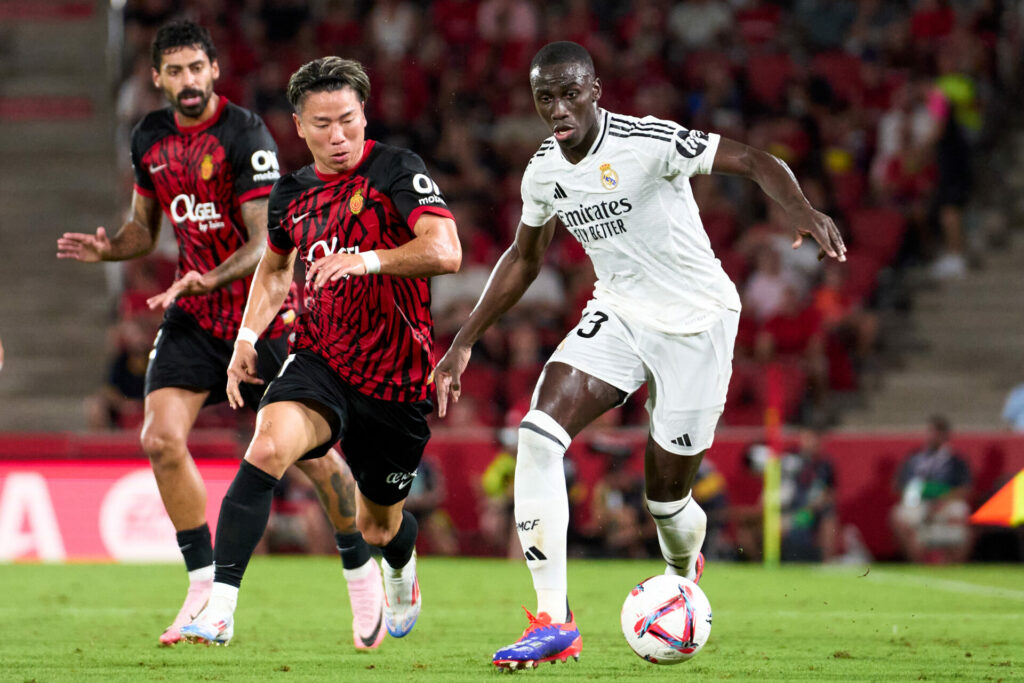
890, 415, 973, 563
259, 470, 335, 555
479, 433, 519, 558
779, 426, 840, 561
666, 0, 732, 51
405, 456, 459, 555
691, 458, 732, 561
1001, 383, 1024, 431
739, 426, 840, 562
584, 439, 655, 560
84, 315, 158, 430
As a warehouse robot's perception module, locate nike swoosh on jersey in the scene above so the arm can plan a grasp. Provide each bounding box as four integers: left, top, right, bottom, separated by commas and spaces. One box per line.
291, 212, 310, 224
149, 163, 168, 173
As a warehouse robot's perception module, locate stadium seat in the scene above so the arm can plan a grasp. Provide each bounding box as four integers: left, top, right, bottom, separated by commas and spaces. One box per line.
746, 54, 794, 106
848, 207, 906, 265
838, 252, 883, 304
810, 51, 863, 104
830, 170, 866, 217
723, 359, 806, 426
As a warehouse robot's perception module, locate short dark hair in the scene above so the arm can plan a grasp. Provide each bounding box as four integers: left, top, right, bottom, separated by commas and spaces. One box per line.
530, 41, 595, 76
287, 57, 371, 111
151, 21, 217, 70
929, 414, 951, 435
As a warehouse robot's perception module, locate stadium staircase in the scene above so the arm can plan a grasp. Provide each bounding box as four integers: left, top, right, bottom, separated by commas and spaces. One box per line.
842, 130, 1024, 430
0, 5, 115, 430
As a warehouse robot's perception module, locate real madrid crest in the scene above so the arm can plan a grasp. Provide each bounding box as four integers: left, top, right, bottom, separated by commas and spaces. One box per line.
599, 162, 619, 190
349, 189, 364, 215
200, 154, 214, 181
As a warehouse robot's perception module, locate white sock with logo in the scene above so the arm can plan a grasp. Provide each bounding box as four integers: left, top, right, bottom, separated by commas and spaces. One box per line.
647, 493, 707, 581
514, 410, 572, 622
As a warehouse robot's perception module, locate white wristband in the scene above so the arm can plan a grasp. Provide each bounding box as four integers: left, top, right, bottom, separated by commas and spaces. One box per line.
236, 327, 259, 346
360, 250, 381, 275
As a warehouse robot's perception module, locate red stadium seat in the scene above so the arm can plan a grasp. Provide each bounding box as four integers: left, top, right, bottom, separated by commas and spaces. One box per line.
848, 207, 906, 265
838, 252, 883, 304
831, 170, 866, 217
701, 209, 738, 251
723, 360, 806, 426
746, 54, 794, 106
811, 51, 864, 104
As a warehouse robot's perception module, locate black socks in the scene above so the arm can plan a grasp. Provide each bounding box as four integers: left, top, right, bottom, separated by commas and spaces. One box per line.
335, 531, 371, 570
381, 510, 418, 569
213, 460, 279, 588
176, 523, 213, 571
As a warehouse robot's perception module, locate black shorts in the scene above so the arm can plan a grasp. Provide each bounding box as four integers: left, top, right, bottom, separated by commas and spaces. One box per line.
145, 305, 286, 411
259, 350, 432, 506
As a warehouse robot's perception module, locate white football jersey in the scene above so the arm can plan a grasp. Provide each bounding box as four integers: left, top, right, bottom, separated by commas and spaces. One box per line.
521, 108, 741, 334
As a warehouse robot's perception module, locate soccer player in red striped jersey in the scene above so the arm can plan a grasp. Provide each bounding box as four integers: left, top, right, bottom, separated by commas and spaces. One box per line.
180, 57, 460, 645
57, 22, 381, 649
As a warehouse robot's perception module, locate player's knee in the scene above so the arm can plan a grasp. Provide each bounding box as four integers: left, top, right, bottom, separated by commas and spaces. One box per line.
140, 425, 187, 466
245, 433, 287, 475
357, 513, 399, 547
515, 411, 570, 469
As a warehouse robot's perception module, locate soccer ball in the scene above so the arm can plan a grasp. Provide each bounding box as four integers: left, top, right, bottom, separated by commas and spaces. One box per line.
620, 574, 712, 664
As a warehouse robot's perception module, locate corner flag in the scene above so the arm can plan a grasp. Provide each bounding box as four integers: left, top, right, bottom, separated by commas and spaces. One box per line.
969, 469, 1024, 527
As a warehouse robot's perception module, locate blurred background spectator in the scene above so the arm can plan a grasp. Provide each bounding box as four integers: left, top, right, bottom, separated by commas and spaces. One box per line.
890, 414, 973, 563
405, 455, 460, 555
738, 424, 841, 562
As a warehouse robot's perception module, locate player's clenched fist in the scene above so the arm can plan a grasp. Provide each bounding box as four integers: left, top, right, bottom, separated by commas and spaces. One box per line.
434, 343, 472, 418
226, 340, 263, 409
56, 227, 112, 262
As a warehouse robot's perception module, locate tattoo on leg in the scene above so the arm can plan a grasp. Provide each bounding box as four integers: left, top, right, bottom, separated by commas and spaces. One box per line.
331, 472, 357, 520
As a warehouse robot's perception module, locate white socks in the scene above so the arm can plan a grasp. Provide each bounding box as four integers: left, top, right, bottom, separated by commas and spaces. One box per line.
647, 493, 707, 581
208, 582, 239, 615
188, 565, 214, 584
342, 559, 374, 582
514, 410, 571, 620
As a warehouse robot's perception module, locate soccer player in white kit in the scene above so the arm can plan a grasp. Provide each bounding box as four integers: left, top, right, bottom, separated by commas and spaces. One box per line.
435, 41, 847, 670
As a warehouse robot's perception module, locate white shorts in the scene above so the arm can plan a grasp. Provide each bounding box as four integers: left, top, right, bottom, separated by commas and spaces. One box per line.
546, 300, 738, 455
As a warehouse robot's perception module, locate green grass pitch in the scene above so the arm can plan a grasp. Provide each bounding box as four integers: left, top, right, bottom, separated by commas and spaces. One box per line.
1, 558, 1021, 681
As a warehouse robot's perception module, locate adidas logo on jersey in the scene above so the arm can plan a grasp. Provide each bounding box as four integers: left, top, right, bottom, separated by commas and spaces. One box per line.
553, 182, 568, 199
671, 434, 693, 448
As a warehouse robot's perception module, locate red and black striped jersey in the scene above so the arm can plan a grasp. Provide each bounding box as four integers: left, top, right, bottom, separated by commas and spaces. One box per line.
130, 97, 294, 339
267, 140, 454, 403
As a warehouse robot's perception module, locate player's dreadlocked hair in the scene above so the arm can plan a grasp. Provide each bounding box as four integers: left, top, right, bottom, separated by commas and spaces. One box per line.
530, 41, 595, 77
287, 57, 371, 111
151, 21, 217, 70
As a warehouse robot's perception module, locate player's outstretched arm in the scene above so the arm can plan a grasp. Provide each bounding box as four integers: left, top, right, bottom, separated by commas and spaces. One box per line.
306, 213, 461, 289
711, 138, 846, 262
435, 217, 557, 417
57, 190, 161, 263
225, 246, 296, 409
147, 198, 271, 309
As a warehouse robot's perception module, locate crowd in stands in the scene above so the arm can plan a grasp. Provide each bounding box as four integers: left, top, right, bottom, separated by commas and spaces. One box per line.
103, 0, 1020, 434
94, 2, 1019, 559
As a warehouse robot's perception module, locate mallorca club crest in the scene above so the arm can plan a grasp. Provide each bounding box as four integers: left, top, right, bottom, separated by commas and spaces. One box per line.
599, 162, 619, 190
200, 154, 214, 181
349, 189, 364, 215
